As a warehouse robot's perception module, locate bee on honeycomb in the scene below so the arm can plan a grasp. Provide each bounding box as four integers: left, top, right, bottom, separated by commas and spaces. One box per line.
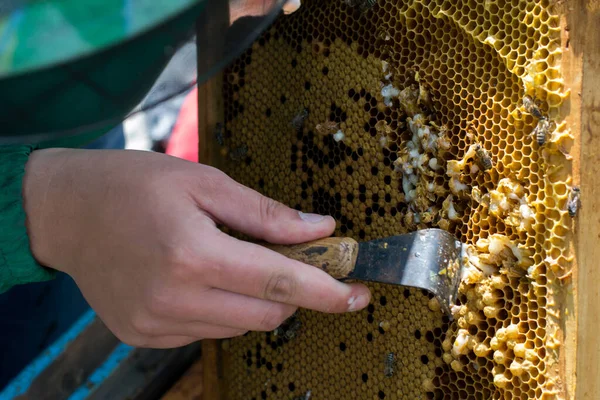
567, 186, 581, 217
273, 313, 302, 341
532, 117, 554, 146
293, 390, 312, 400
228, 144, 248, 161
474, 143, 493, 172
342, 0, 377, 13
214, 122, 225, 146
383, 352, 396, 377
291, 108, 309, 133
315, 120, 339, 136
522, 94, 544, 119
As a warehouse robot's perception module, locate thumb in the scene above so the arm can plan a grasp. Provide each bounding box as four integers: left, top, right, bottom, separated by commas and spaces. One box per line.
195, 170, 336, 244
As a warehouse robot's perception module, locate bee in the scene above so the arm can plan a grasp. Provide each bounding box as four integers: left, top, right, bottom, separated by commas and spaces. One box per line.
229, 144, 248, 161
531, 117, 554, 146
214, 123, 224, 146
293, 391, 312, 400
384, 352, 396, 377
274, 313, 302, 341
414, 71, 432, 109
501, 264, 528, 280
567, 186, 581, 217
474, 143, 493, 171
291, 108, 309, 133
315, 120, 339, 136
522, 95, 544, 119
283, 318, 302, 340
343, 0, 377, 12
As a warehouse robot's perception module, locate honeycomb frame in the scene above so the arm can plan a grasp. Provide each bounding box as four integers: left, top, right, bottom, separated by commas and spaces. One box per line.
195, 1, 600, 399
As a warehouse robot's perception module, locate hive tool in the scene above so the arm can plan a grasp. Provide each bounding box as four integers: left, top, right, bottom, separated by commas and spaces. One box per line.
265, 229, 466, 317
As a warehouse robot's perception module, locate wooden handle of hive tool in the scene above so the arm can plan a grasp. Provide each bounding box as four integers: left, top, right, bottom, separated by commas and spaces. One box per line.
263, 237, 359, 279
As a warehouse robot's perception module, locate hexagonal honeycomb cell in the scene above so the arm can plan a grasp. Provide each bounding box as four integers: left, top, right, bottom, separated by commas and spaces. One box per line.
210, 0, 573, 398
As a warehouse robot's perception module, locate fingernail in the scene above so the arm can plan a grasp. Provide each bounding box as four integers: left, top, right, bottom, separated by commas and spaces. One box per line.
347, 294, 369, 312
298, 211, 326, 223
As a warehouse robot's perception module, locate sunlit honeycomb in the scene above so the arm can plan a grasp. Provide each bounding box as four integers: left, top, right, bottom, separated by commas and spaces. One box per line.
211, 0, 573, 398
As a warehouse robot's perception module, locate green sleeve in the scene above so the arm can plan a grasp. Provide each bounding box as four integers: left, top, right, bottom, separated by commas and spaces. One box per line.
0, 145, 56, 294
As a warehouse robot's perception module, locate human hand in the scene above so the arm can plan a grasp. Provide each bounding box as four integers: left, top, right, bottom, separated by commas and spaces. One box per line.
23, 149, 371, 348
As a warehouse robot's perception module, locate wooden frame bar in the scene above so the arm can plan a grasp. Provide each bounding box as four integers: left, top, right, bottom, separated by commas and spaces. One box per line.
567, 1, 600, 399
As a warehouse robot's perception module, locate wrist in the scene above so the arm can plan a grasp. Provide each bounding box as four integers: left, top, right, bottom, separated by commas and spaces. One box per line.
22, 148, 74, 271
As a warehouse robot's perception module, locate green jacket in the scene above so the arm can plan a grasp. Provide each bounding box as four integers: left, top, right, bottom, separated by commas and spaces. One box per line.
0, 0, 204, 294
0, 144, 55, 294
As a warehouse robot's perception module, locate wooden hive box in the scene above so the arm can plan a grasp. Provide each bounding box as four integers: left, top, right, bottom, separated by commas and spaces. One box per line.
195, 0, 599, 399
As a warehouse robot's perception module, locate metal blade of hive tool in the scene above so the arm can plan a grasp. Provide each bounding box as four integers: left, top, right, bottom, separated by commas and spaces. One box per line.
345, 229, 463, 317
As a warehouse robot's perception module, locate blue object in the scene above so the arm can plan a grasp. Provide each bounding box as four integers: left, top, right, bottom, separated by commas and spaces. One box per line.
0, 309, 97, 398
0, 272, 92, 391
0, 126, 125, 391
66, 343, 135, 400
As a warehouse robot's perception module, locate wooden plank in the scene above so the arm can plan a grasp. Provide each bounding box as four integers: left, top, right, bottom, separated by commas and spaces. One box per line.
85, 342, 201, 400
197, 75, 225, 171
161, 358, 203, 400
14, 317, 119, 400
554, 2, 583, 398
201, 340, 225, 400
196, 6, 228, 399
7, 312, 201, 400
196, 0, 227, 172
573, 1, 600, 399
556, 1, 600, 398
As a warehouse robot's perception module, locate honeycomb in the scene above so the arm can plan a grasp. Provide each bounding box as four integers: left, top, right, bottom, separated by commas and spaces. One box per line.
211, 0, 574, 398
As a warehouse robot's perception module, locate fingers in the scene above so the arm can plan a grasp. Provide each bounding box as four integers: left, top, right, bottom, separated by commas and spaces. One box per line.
148, 287, 298, 332
134, 330, 239, 349
126, 287, 298, 344
192, 168, 336, 244
148, 323, 246, 340
283, 0, 302, 14
133, 336, 200, 349
125, 309, 250, 348
202, 229, 371, 314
